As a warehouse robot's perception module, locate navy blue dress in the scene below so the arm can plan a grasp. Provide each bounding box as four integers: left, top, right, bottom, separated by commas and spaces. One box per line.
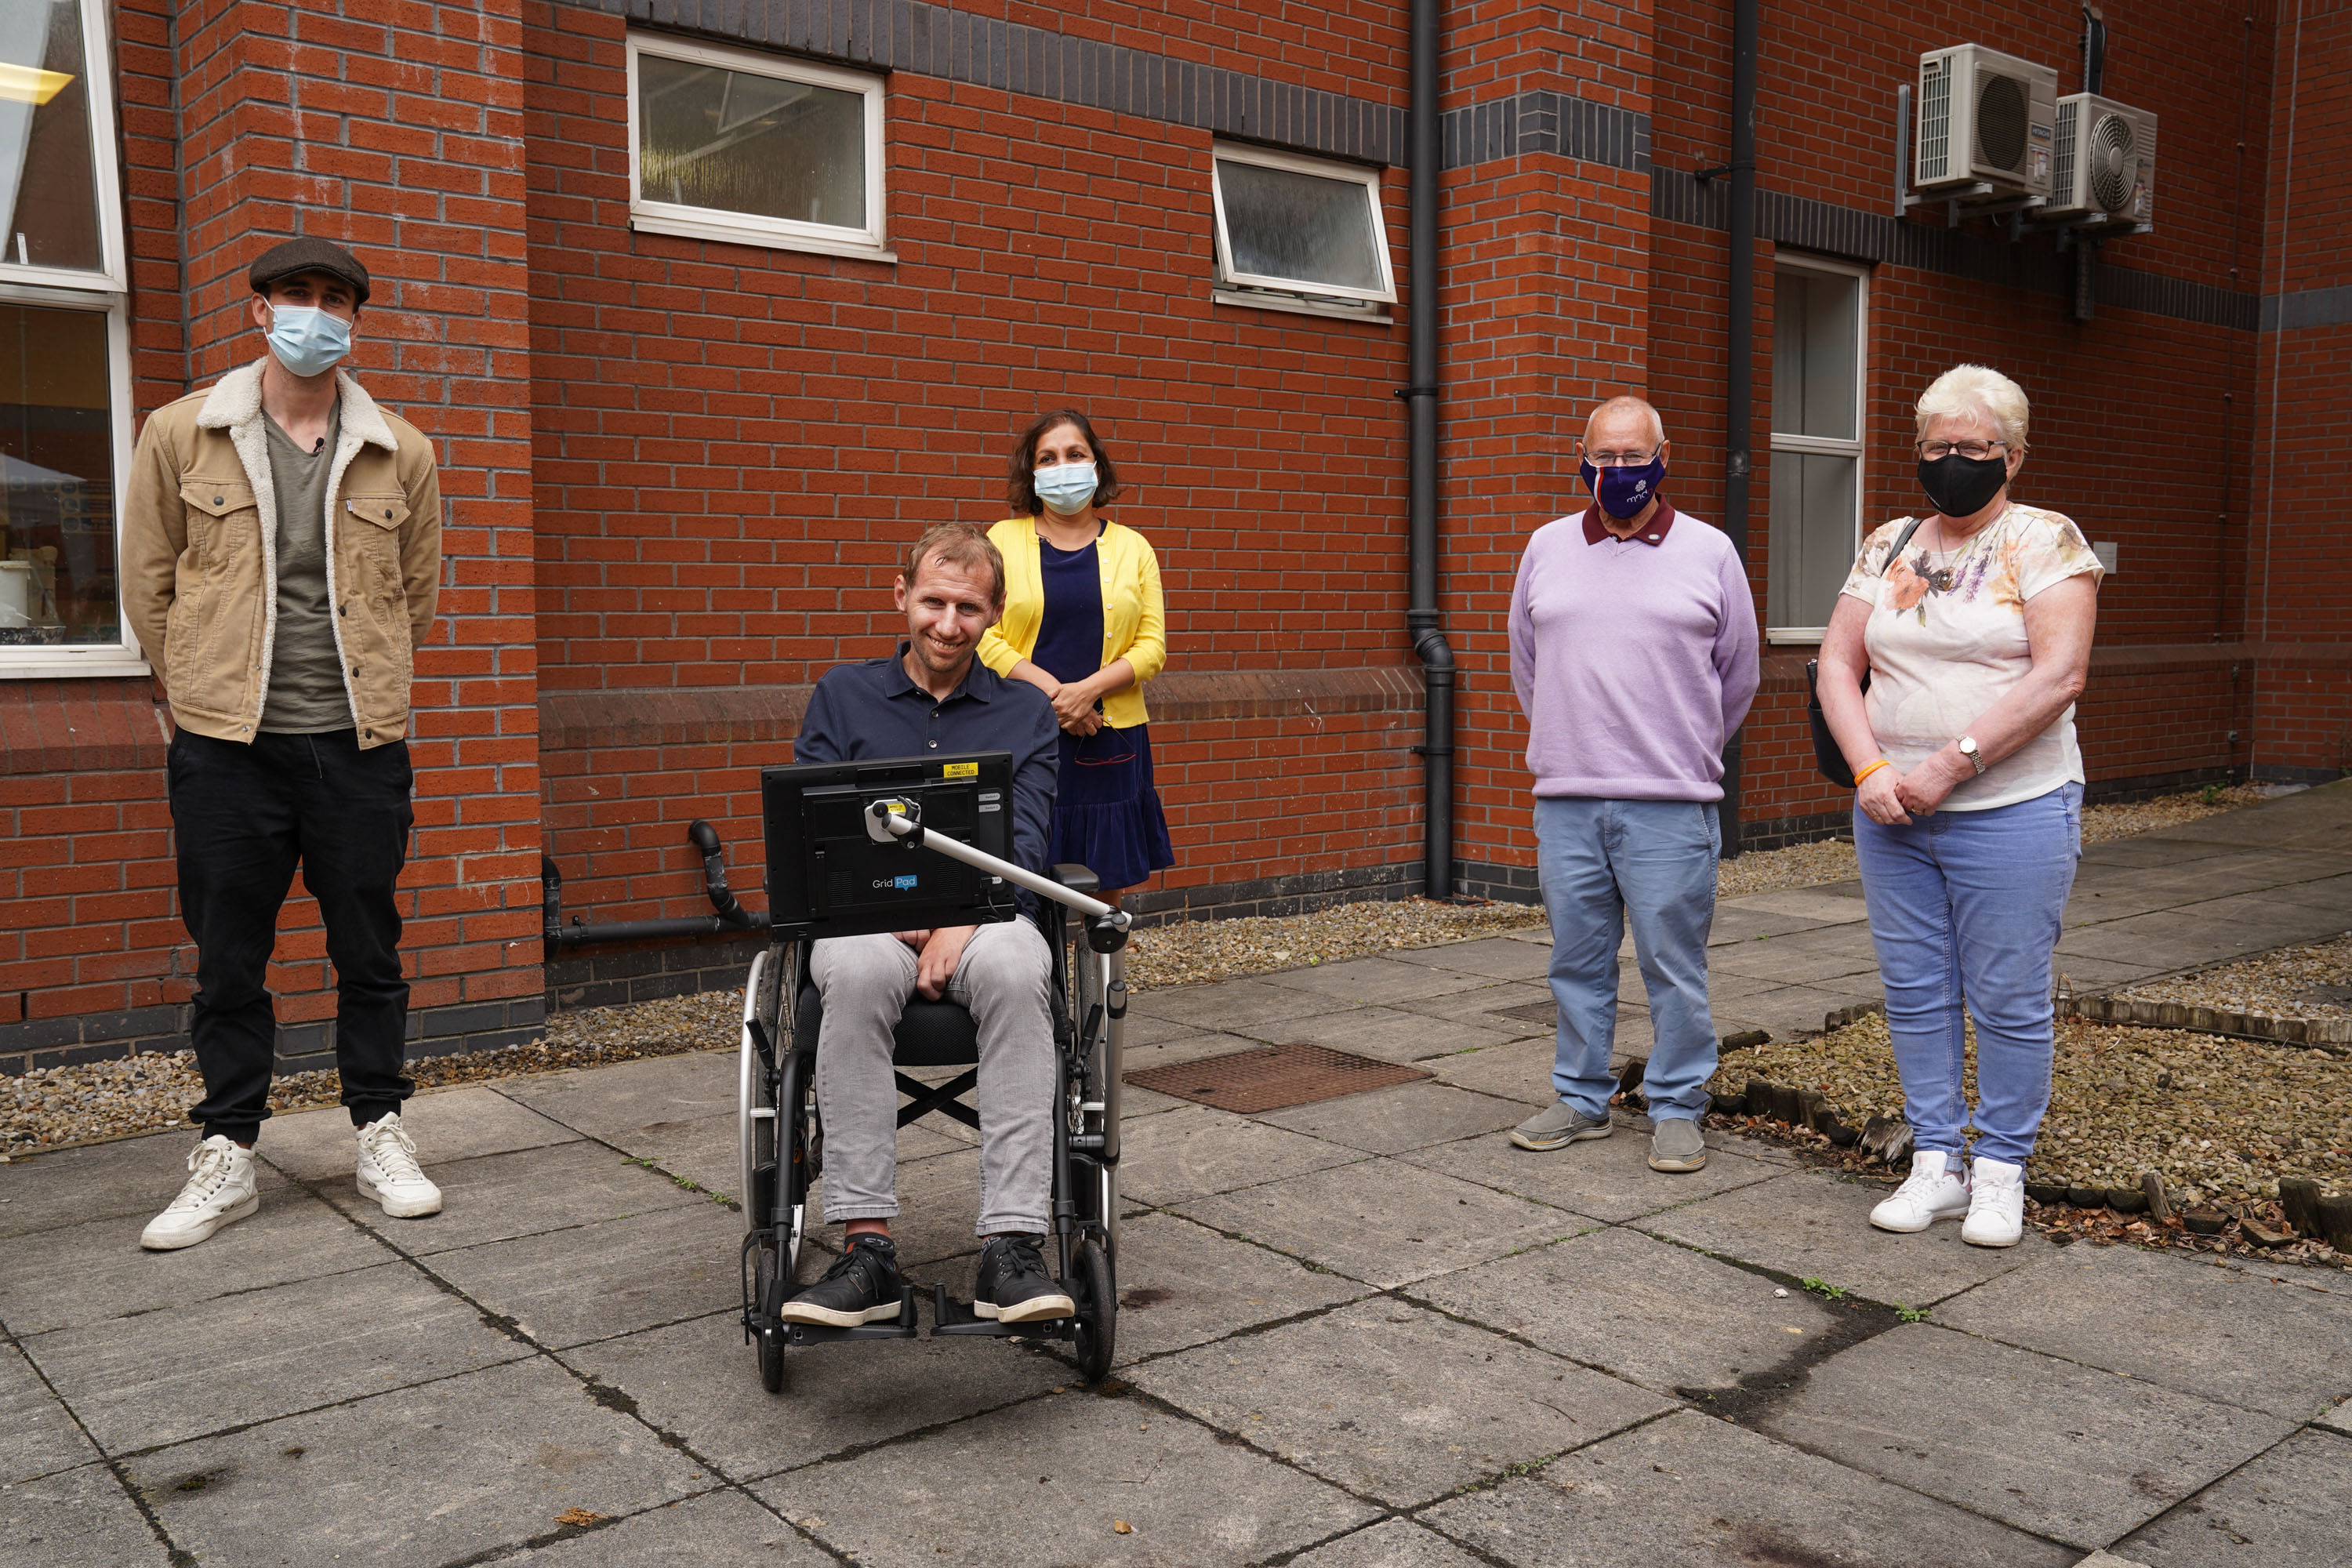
1033, 532, 1174, 891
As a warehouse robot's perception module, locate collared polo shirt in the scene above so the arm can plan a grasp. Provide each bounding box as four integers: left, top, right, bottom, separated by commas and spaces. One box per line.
794, 644, 1062, 894
1581, 501, 1678, 547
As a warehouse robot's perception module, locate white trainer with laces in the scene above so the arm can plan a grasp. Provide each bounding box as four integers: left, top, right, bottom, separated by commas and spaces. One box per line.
1962, 1156, 2027, 1247
140, 1135, 260, 1250
356, 1113, 443, 1218
1868, 1149, 1972, 1233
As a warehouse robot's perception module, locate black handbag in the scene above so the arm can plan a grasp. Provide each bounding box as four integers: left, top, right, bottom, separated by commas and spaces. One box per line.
1806, 517, 1925, 788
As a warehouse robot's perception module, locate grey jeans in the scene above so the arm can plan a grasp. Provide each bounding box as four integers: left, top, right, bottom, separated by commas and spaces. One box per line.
807, 921, 1056, 1236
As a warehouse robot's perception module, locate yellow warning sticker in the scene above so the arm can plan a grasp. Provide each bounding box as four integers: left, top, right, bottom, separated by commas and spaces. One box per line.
942, 761, 978, 779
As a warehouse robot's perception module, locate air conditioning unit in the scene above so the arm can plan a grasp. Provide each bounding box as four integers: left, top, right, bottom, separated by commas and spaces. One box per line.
1915, 45, 2059, 198
2047, 93, 2158, 225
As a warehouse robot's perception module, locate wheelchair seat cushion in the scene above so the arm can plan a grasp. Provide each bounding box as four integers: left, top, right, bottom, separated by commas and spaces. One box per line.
794, 982, 982, 1068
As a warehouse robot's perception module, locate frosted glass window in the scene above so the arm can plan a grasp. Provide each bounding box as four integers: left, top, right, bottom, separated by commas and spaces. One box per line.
626, 35, 887, 257
1766, 261, 1868, 635
1212, 146, 1396, 305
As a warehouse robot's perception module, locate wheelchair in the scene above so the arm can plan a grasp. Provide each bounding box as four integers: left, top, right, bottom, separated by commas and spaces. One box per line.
737, 761, 1130, 1393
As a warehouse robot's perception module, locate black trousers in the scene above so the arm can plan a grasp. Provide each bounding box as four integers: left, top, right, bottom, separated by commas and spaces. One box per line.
168, 729, 415, 1143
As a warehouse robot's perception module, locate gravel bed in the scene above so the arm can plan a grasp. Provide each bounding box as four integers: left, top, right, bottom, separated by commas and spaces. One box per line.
1707, 1013, 2352, 1211
0, 785, 2272, 1160
2111, 931, 2352, 1022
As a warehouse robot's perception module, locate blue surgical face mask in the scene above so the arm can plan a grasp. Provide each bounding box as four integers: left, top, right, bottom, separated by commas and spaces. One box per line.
265, 303, 353, 379
1581, 455, 1665, 521
1033, 460, 1098, 516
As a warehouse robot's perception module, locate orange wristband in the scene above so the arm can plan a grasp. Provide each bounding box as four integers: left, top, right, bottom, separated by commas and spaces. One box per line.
1853, 759, 1893, 786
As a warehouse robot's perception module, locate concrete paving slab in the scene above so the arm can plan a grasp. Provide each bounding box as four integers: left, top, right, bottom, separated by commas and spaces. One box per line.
560, 1308, 1064, 1482
1243, 1004, 1526, 1063
2153, 780, 2352, 854
1711, 982, 1885, 1040
1403, 1123, 1777, 1222
1934, 1243, 2352, 1421
475, 1489, 832, 1566
1420, 1036, 1563, 1105
260, 1084, 582, 1181
1257, 956, 1497, 1005
0, 1340, 97, 1483
2321, 1396, 2350, 1434
1130, 976, 1343, 1032
1423, 1408, 2076, 1568
1129, 1298, 1672, 1507
2112, 1428, 2352, 1566
1389, 937, 1556, 981
590, 1111, 744, 1200
1288, 1519, 1489, 1567
1635, 1170, 2042, 1306
1708, 935, 1884, 986
1388, 979, 1556, 1028
1708, 904, 1848, 945
1094, 1211, 1368, 1364
129, 1355, 705, 1566
26, 1258, 529, 1452
0, 1177, 383, 1335
0, 1131, 202, 1240
426, 1200, 743, 1350
753, 1390, 1379, 1565
1760, 1323, 2297, 1550
0, 1461, 172, 1567
1725, 887, 1874, 925
1255, 1080, 1527, 1155
1116, 1103, 1370, 1207
802, 1145, 990, 1267
1112, 1007, 1218, 1046
492, 1051, 741, 1142
1414, 1225, 1836, 1395
317, 1139, 712, 1257
1177, 1156, 1584, 1289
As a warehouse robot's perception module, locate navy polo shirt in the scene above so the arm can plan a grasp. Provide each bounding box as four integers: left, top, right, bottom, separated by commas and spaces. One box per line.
794, 644, 1061, 899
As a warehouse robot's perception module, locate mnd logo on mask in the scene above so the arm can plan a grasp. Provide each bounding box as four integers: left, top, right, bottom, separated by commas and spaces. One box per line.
1581, 456, 1664, 521
1033, 461, 1098, 516
265, 305, 353, 380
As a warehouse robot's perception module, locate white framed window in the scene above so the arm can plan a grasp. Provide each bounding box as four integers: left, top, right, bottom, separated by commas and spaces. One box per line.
626, 33, 891, 263
1766, 254, 1868, 641
0, 0, 141, 679
1210, 143, 1396, 314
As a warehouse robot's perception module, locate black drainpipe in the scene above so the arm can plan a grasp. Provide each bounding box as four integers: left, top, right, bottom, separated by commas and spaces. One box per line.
542, 819, 764, 958
1403, 0, 1456, 900
1715, 0, 1759, 858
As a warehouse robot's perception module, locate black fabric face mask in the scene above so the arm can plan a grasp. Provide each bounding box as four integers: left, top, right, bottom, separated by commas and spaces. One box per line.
1917, 452, 2009, 517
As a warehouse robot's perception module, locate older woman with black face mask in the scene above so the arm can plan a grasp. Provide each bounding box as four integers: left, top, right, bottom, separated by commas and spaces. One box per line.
976, 410, 1174, 906
1815, 364, 2103, 1249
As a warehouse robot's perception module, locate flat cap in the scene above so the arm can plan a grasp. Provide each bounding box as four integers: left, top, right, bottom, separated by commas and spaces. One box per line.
248, 238, 370, 306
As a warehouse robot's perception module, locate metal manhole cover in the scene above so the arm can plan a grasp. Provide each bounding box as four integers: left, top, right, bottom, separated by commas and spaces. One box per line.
1490, 1001, 1559, 1026
1125, 1042, 1430, 1114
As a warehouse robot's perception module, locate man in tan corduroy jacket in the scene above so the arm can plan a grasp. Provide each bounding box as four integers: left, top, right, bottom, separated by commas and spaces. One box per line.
121, 238, 448, 1250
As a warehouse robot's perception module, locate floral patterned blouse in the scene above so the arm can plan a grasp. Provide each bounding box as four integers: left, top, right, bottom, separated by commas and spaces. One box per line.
1839, 503, 2104, 811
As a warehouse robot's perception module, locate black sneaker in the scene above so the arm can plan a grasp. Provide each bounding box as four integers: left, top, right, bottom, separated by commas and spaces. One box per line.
974, 1234, 1075, 1323
779, 1234, 903, 1327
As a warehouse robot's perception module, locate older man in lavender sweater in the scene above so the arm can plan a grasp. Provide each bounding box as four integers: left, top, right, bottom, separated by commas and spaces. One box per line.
1505, 396, 1760, 1174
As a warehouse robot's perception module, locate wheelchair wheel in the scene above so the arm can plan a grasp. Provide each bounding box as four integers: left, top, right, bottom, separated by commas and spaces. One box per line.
1072, 1236, 1116, 1384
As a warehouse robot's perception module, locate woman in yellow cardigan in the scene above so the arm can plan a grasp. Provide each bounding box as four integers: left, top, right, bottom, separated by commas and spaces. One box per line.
977, 410, 1174, 902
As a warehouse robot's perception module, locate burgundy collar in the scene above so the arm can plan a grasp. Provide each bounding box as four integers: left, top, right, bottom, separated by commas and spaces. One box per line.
1582, 501, 1677, 546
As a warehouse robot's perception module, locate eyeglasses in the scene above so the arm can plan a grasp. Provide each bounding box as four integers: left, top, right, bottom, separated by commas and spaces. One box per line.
1915, 439, 2013, 461
1581, 447, 1661, 468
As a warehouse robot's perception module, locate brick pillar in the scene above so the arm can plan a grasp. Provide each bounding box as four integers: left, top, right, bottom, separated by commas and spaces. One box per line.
173, 0, 543, 1064
1444, 0, 1657, 897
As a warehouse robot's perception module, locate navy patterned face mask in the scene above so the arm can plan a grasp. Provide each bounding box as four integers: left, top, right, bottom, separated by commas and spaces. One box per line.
1580, 455, 1664, 520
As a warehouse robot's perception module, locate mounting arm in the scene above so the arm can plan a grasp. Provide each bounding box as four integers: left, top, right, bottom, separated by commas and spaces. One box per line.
863, 800, 1133, 940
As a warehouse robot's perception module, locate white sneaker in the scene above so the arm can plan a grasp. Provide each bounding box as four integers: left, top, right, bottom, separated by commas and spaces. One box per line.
140, 1135, 260, 1250
356, 1113, 442, 1218
1869, 1149, 1972, 1233
1962, 1157, 2026, 1247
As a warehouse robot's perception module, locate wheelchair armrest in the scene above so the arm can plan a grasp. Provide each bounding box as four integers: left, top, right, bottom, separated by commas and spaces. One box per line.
1051, 863, 1100, 896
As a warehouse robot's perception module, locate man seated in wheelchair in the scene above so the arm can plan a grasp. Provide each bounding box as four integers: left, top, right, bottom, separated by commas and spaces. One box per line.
782, 521, 1073, 1327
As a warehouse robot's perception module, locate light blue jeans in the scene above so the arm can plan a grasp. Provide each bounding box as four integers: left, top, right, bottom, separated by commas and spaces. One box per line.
1853, 781, 2082, 1167
1535, 797, 1722, 1122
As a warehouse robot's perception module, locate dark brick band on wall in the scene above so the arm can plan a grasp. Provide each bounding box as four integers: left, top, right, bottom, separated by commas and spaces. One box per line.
0, 996, 550, 1080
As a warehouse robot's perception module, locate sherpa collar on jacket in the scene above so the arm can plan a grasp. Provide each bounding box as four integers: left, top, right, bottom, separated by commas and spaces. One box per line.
194, 358, 400, 450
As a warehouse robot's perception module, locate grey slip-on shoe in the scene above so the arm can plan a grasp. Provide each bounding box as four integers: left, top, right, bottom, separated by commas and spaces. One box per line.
1509, 1100, 1613, 1151
1647, 1116, 1708, 1172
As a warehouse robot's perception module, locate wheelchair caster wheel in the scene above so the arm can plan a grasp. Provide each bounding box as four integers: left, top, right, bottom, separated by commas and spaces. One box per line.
752, 1238, 788, 1393
1073, 1237, 1115, 1384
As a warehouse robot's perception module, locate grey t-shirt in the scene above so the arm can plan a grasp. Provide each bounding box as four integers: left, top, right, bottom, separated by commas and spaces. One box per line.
259, 405, 352, 733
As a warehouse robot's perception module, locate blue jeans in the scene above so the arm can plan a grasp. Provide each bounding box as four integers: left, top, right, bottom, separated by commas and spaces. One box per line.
1535, 797, 1722, 1122
1853, 782, 2082, 1166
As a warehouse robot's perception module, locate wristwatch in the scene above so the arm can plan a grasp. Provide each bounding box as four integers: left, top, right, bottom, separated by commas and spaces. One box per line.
1956, 735, 1988, 775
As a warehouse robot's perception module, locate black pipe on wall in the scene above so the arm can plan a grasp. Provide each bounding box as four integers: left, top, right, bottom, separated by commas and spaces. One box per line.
543, 819, 764, 956
1716, 0, 1759, 859
1404, 0, 1457, 901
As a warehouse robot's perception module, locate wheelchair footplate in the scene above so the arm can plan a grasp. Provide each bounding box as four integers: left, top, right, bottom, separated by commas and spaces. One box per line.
929, 1282, 1074, 1341
781, 1286, 920, 1345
